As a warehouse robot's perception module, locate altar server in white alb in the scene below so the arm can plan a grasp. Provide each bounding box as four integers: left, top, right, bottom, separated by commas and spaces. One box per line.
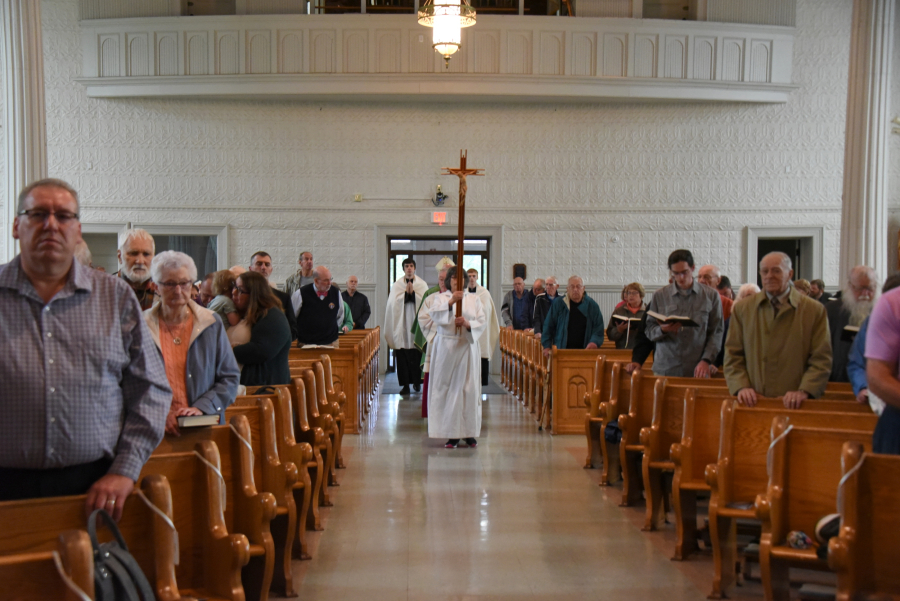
427, 267, 487, 448
466, 268, 501, 386
384, 257, 430, 395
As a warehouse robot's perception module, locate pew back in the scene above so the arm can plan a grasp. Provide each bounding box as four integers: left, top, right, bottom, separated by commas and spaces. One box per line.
0, 530, 95, 601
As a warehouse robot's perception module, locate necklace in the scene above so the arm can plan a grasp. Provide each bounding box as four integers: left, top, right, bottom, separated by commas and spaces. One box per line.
161, 312, 189, 346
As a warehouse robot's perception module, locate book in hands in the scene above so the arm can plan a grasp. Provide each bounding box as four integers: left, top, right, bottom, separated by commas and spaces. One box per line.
612, 315, 642, 323
646, 310, 699, 327
176, 414, 220, 428
841, 325, 860, 342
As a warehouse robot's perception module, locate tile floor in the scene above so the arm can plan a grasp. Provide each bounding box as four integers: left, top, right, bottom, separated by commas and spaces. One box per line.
279, 379, 789, 601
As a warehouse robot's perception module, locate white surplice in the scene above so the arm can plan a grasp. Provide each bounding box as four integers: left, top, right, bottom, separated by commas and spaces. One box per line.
383, 275, 429, 350
417, 291, 441, 372
470, 284, 500, 360
426, 292, 486, 439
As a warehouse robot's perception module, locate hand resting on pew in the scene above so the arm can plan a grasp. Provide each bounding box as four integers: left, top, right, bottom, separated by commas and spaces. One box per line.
736, 387, 808, 408
85, 473, 134, 522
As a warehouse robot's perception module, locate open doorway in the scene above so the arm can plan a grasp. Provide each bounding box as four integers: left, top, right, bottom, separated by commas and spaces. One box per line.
745, 227, 823, 287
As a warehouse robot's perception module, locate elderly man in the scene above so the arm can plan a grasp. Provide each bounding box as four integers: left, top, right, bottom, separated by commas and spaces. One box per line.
0, 179, 170, 519
249, 251, 298, 341
198, 272, 215, 307
724, 252, 832, 409
698, 264, 734, 320
826, 266, 878, 382
385, 258, 429, 395
341, 275, 371, 330
541, 276, 604, 357
414, 258, 455, 415
291, 265, 345, 347
284, 251, 315, 298
466, 268, 501, 386
645, 249, 724, 378
532, 276, 560, 336
501, 277, 529, 330
116, 228, 156, 310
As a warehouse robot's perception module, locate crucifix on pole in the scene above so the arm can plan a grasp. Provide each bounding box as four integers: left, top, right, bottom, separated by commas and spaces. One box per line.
441, 150, 484, 330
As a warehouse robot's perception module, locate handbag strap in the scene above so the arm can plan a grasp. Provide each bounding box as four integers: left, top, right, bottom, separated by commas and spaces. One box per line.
107, 545, 156, 601
88, 509, 130, 552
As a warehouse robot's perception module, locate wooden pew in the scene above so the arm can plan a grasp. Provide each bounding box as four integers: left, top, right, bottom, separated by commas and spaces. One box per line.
0, 476, 185, 601
290, 360, 341, 488
155, 414, 278, 601
289, 341, 362, 435
706, 402, 877, 599
670, 392, 875, 563
307, 354, 347, 469
756, 423, 872, 601
549, 346, 609, 434
288, 368, 335, 512
829, 447, 900, 601
0, 530, 95, 601
500, 328, 509, 389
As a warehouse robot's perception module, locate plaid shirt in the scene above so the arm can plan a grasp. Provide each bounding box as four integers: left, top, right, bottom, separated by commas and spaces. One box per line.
0, 256, 171, 481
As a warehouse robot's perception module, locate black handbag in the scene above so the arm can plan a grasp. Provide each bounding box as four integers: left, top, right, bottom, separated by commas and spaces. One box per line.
88, 509, 156, 601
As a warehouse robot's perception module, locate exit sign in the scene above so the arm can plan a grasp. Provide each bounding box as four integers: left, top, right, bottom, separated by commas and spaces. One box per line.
432, 211, 448, 225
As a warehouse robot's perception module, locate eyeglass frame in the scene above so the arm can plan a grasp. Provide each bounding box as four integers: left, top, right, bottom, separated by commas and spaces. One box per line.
16, 208, 81, 224
158, 281, 194, 290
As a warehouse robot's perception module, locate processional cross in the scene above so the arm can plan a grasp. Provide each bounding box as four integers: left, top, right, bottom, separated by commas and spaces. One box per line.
442, 150, 484, 329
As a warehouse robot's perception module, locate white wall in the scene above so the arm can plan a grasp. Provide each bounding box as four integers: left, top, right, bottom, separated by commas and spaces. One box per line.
4, 0, 893, 296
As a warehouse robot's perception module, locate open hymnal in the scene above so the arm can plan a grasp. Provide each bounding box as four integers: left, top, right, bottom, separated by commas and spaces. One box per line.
841, 325, 860, 342
176, 414, 219, 428
301, 344, 335, 349
612, 315, 642, 323
646, 311, 699, 327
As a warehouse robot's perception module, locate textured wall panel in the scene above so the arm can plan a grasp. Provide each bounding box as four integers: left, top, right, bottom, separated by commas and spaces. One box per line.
540, 32, 564, 76
126, 33, 149, 77
749, 39, 772, 83
185, 32, 209, 75
343, 30, 368, 73
472, 30, 499, 74
507, 31, 533, 75
634, 34, 657, 78
155, 33, 178, 76
693, 37, 715, 81
375, 30, 401, 73
99, 35, 120, 77
664, 35, 687, 79
216, 31, 239, 75
277, 31, 303, 73
571, 32, 595, 77
310, 30, 335, 73
409, 30, 433, 73
247, 30, 271, 74
81, 0, 177, 18
722, 37, 743, 82
708, 0, 796, 26
601, 33, 626, 77
243, 0, 307, 14
575, 0, 633, 18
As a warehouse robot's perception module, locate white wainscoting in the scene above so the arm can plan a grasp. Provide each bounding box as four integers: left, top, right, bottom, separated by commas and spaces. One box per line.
78, 15, 796, 102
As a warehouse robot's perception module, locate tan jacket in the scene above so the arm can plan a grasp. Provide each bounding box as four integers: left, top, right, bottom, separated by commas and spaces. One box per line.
724, 287, 832, 398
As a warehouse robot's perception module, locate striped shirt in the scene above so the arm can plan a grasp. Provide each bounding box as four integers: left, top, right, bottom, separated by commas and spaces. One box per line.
0, 256, 171, 481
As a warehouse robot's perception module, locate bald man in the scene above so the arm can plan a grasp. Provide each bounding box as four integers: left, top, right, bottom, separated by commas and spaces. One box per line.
291, 265, 345, 347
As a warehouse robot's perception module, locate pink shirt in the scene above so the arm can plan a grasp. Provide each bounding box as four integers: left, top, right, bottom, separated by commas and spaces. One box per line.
865, 286, 900, 370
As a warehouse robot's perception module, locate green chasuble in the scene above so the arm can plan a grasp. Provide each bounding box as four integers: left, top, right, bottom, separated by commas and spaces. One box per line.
412, 285, 440, 368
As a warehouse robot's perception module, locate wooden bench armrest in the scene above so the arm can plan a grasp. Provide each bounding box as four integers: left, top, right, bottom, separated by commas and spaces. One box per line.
639, 426, 653, 449
827, 535, 851, 571
670, 442, 684, 466
208, 533, 251, 600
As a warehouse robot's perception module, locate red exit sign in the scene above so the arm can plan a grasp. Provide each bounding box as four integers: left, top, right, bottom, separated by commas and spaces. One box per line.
432, 211, 448, 225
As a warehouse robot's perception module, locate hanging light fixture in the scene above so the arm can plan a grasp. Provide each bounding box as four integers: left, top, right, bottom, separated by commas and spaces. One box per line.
418, 0, 476, 67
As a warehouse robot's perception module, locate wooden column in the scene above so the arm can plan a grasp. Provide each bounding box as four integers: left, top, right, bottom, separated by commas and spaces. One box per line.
0, 0, 47, 262
839, 0, 895, 282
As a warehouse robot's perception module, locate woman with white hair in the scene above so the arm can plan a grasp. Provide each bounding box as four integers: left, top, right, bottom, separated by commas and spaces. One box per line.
144, 251, 240, 435
735, 283, 761, 303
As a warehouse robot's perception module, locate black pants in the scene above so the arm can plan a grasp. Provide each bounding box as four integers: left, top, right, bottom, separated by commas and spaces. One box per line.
395, 348, 423, 387
481, 358, 489, 386
0, 457, 112, 501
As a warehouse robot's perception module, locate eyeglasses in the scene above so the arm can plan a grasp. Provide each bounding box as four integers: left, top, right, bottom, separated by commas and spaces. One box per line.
625, 290, 641, 296
670, 268, 692, 278
233, 286, 250, 295
159, 281, 193, 290
17, 209, 80, 225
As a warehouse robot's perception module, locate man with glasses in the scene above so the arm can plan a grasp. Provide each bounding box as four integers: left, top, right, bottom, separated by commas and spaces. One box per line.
0, 179, 170, 519
249, 251, 298, 341
724, 252, 831, 408
292, 265, 345, 347
116, 228, 157, 310
645, 249, 724, 378
541, 276, 605, 357
826, 265, 879, 382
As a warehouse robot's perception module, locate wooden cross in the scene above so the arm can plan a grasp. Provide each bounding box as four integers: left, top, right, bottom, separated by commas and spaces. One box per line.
441, 150, 484, 327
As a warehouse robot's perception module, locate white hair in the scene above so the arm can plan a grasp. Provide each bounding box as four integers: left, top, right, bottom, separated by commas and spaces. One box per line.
760, 251, 792, 272
150, 250, 197, 284
435, 256, 456, 273
118, 228, 155, 254
568, 275, 584, 286
735, 283, 760, 302
74, 240, 92, 267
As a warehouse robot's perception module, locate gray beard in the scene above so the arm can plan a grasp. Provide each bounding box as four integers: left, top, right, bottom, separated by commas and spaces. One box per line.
122, 264, 150, 284
841, 286, 874, 326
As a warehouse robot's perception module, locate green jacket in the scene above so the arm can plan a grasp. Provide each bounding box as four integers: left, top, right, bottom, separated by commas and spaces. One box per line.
342, 301, 354, 332
541, 294, 605, 350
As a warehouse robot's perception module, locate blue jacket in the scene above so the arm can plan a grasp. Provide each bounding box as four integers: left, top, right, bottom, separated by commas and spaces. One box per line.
541, 293, 605, 350
145, 301, 240, 424
846, 316, 869, 396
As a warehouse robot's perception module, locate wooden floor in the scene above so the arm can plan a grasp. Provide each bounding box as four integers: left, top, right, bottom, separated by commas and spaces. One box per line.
277, 375, 819, 600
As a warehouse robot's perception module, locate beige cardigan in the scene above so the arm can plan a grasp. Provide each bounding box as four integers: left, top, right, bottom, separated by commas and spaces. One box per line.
724, 287, 832, 398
